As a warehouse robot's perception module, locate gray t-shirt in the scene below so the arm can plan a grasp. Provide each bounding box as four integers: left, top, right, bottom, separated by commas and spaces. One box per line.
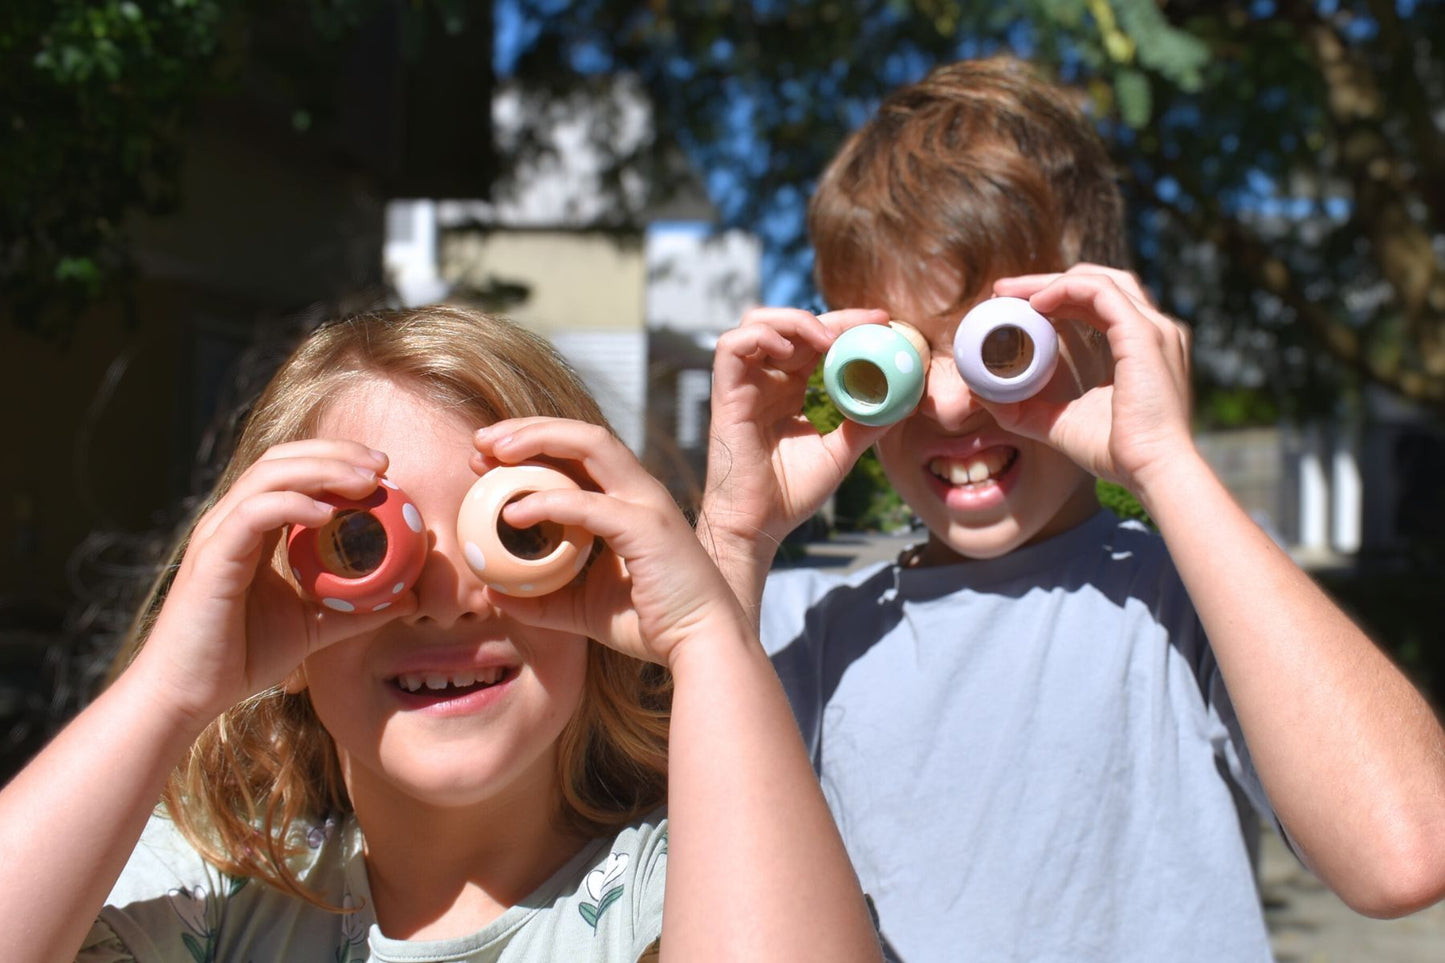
82, 809, 667, 962
760, 511, 1276, 963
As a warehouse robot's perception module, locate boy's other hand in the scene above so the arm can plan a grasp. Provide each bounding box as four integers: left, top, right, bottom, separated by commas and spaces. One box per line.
699, 307, 891, 598
990, 266, 1195, 502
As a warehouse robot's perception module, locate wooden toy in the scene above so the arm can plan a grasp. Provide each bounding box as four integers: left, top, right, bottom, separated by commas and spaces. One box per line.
952, 297, 1059, 403
456, 464, 595, 598
286, 477, 428, 613
822, 320, 929, 426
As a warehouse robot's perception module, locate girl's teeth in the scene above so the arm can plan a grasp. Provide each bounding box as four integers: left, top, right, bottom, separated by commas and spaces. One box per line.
394, 668, 508, 693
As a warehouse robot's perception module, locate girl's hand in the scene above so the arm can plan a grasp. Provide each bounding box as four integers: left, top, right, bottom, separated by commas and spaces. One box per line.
134, 440, 416, 729
471, 419, 746, 669
989, 266, 1196, 499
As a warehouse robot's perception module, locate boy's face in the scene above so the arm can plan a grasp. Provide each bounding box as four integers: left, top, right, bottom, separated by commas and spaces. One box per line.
873, 283, 1108, 565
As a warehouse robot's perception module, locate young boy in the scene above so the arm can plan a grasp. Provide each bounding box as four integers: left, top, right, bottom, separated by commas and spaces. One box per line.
697, 56, 1445, 961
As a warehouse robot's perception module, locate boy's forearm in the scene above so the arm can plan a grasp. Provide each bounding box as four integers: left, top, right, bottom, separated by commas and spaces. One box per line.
693, 502, 776, 627
1136, 451, 1445, 915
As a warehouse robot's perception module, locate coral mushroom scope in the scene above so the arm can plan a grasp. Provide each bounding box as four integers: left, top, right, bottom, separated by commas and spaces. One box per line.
286, 478, 428, 613
952, 297, 1060, 403
456, 464, 596, 598
822, 321, 930, 426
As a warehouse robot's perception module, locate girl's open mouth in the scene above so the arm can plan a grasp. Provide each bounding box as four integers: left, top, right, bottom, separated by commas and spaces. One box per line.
387, 666, 517, 705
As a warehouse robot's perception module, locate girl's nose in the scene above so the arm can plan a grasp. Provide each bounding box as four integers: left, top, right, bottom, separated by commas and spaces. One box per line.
917, 352, 984, 430
403, 525, 493, 628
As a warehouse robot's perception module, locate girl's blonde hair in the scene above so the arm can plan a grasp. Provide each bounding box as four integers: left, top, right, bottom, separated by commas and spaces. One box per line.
111, 304, 671, 905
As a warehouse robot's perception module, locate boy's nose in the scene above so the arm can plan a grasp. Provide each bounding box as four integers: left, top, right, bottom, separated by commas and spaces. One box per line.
917, 353, 985, 430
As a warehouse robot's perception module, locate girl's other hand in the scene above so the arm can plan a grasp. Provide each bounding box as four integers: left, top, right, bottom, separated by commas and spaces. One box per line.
473, 418, 745, 669
133, 439, 417, 730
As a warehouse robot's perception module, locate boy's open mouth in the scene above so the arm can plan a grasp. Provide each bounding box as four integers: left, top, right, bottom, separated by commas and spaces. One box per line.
928, 448, 1018, 488
389, 666, 515, 698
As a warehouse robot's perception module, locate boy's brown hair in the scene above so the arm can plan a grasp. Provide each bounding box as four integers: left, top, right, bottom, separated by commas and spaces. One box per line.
809, 55, 1128, 315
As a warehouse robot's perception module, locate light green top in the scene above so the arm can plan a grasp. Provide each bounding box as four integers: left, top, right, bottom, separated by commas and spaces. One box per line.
80, 809, 668, 963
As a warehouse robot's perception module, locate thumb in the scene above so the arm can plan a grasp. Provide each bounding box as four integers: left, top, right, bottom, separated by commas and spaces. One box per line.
823, 420, 892, 470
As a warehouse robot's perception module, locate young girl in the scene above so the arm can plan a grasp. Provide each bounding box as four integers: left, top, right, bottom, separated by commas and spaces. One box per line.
0, 305, 882, 963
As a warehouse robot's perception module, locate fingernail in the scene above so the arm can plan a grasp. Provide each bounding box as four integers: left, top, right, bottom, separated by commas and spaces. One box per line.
354, 466, 377, 481
367, 448, 387, 465
311, 498, 336, 515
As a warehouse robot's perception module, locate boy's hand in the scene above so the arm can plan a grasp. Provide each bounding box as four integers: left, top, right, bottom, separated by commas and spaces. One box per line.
989, 266, 1196, 503
699, 306, 892, 603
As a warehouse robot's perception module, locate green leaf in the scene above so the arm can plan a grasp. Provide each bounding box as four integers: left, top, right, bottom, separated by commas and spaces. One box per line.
1113, 67, 1151, 128
181, 932, 209, 963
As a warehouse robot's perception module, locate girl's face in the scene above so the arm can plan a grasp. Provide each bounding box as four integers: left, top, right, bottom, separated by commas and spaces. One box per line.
298, 378, 589, 815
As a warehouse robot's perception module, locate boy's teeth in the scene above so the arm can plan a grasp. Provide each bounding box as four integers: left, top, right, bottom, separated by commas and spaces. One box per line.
930, 451, 1012, 486
395, 667, 507, 693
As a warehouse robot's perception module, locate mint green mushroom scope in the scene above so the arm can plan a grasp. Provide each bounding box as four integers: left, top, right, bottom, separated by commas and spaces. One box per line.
822, 321, 929, 427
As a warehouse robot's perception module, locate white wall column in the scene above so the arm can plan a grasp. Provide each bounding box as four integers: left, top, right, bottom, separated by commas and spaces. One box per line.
1330, 424, 1362, 554
1297, 423, 1330, 555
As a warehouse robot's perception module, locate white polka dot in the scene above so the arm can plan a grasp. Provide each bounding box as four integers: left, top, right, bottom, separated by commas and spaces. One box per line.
859, 326, 889, 347
373, 602, 391, 612
379, 477, 399, 489
488, 583, 506, 592
322, 598, 355, 612
464, 542, 487, 572
402, 503, 423, 532
894, 350, 915, 374
519, 583, 535, 594
292, 567, 303, 582
391, 582, 405, 595
519, 465, 548, 473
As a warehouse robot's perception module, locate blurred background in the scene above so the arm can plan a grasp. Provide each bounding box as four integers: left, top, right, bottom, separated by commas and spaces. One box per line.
0, 2, 1442, 945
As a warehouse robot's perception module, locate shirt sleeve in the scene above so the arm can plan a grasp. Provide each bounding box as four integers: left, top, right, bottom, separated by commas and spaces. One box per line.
628, 814, 669, 956
75, 918, 135, 963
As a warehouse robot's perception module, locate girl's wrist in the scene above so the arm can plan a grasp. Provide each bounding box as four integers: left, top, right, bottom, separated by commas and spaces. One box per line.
119, 644, 232, 741
662, 601, 762, 680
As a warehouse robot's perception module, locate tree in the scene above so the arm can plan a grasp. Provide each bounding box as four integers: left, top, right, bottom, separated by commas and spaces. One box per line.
6, 1, 1442, 417
510, 0, 1444, 420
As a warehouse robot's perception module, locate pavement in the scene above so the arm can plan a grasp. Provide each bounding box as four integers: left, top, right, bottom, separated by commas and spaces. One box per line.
784, 529, 1445, 962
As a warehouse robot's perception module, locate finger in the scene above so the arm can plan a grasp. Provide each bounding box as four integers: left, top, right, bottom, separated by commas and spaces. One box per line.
716, 323, 820, 374
816, 307, 893, 336
198, 455, 384, 542
1060, 264, 1158, 308
309, 593, 419, 650
479, 420, 670, 508
1023, 274, 1174, 345
995, 266, 1157, 317
253, 437, 389, 467
189, 490, 337, 584
820, 419, 892, 471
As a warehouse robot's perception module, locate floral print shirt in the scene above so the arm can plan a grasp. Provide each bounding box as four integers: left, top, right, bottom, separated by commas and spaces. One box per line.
80, 810, 668, 963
